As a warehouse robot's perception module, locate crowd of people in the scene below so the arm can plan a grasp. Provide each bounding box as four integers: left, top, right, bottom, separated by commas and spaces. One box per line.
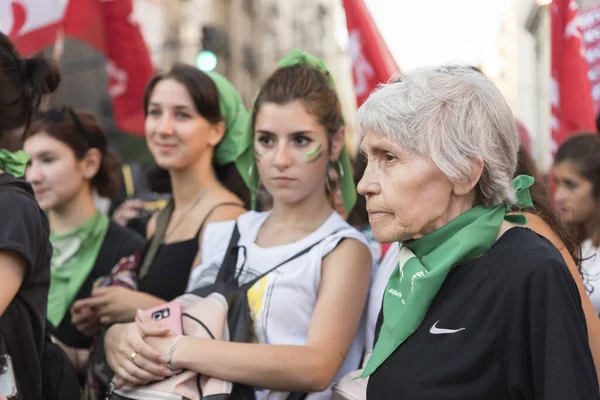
1, 30, 600, 399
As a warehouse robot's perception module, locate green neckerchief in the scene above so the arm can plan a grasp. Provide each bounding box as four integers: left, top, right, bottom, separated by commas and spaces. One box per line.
47, 210, 110, 327
0, 149, 30, 178
362, 175, 535, 377
206, 71, 251, 168
236, 48, 357, 214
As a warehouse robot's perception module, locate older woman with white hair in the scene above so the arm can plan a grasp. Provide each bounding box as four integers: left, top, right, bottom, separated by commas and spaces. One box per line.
357, 65, 599, 399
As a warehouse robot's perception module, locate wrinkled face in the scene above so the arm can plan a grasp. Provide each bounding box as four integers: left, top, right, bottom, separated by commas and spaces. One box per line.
24, 132, 89, 212
254, 101, 340, 207
357, 131, 456, 243
145, 78, 222, 171
553, 161, 598, 225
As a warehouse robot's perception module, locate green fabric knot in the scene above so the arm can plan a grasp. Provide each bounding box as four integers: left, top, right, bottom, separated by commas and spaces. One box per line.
0, 149, 30, 178
504, 174, 535, 226
207, 71, 251, 167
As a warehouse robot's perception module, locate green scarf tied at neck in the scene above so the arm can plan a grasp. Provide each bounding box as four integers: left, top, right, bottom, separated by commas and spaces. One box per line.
47, 211, 110, 327
0, 149, 30, 178
207, 71, 251, 168
362, 175, 535, 377
236, 48, 357, 214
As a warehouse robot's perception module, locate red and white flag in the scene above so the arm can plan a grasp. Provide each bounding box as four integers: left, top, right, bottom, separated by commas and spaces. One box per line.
0, 0, 67, 56
63, 0, 154, 135
551, 0, 596, 153
1, 0, 154, 136
342, 0, 400, 107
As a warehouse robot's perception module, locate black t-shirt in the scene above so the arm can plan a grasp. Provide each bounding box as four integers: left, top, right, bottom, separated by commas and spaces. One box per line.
367, 227, 600, 400
0, 174, 51, 400
53, 221, 144, 348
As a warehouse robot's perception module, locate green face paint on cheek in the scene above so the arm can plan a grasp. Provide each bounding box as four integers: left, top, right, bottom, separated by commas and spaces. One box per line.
305, 144, 323, 164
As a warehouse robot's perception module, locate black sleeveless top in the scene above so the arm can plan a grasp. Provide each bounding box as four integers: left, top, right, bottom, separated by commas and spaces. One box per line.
137, 229, 201, 301
137, 202, 244, 301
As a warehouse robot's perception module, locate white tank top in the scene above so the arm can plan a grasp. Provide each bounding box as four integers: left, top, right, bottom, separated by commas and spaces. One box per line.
581, 239, 600, 313
187, 211, 370, 400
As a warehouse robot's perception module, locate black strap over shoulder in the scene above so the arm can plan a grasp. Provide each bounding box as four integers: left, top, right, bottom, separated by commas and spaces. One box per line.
215, 222, 241, 285
240, 228, 344, 291
194, 202, 245, 240
138, 200, 174, 279
214, 223, 344, 289
139, 201, 245, 280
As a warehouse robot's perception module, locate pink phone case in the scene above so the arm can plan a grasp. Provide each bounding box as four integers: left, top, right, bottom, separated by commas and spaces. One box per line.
140, 301, 183, 335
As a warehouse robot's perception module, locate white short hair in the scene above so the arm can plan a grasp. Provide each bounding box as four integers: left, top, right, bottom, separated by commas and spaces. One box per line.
356, 65, 519, 207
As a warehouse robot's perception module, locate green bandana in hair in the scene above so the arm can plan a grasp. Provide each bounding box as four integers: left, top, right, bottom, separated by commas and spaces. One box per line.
362, 175, 535, 377
206, 71, 251, 167
0, 149, 30, 178
236, 49, 357, 213
47, 211, 109, 327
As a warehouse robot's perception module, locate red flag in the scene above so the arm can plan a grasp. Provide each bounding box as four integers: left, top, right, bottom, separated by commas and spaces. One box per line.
551, 0, 596, 154
100, 0, 154, 135
62, 0, 106, 53
342, 0, 400, 107
0, 0, 66, 56
63, 0, 154, 135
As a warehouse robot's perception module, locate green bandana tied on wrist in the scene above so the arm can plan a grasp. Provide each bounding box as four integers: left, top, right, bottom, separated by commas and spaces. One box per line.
361, 175, 535, 377
235, 49, 357, 213
0, 149, 30, 178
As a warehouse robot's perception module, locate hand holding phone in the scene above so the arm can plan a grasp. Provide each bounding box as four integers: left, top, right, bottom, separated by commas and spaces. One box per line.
138, 301, 183, 335
0, 354, 17, 399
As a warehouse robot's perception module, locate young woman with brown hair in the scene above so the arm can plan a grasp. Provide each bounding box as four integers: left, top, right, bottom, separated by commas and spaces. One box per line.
23, 107, 146, 375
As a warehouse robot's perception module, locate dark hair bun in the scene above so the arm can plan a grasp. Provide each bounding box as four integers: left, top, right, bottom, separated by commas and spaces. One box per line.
0, 32, 61, 135
22, 57, 61, 95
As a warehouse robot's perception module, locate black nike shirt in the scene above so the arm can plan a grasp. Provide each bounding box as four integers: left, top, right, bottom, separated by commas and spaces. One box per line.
367, 227, 600, 400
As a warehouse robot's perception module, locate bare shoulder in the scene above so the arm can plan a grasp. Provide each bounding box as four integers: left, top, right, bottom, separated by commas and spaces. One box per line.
204, 188, 247, 224
323, 237, 372, 273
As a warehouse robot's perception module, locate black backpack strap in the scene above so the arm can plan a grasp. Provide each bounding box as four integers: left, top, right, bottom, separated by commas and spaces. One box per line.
139, 200, 174, 279
215, 222, 241, 284
240, 228, 345, 291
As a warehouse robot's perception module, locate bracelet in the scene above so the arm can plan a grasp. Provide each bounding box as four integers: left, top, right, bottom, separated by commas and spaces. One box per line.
167, 335, 182, 371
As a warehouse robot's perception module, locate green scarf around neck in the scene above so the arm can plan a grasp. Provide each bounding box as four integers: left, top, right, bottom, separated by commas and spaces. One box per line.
0, 149, 30, 178
362, 175, 535, 377
47, 210, 109, 327
236, 49, 357, 214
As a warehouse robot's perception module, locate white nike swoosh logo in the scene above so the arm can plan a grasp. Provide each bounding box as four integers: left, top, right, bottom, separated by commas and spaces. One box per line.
430, 320, 466, 335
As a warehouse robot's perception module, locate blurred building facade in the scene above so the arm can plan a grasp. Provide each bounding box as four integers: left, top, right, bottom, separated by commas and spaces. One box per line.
495, 0, 598, 172
494, 0, 552, 171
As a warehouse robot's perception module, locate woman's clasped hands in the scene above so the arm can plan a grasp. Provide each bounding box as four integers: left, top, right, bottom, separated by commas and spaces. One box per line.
104, 310, 180, 387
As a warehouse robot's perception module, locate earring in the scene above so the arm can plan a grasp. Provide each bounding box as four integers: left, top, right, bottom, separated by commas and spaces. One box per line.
335, 159, 344, 180
325, 162, 341, 193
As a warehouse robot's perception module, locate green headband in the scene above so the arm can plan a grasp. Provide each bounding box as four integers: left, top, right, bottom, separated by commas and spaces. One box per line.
236, 49, 357, 213
206, 71, 251, 168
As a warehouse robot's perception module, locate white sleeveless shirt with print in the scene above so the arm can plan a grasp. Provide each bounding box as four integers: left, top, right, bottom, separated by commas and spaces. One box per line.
187, 211, 370, 400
